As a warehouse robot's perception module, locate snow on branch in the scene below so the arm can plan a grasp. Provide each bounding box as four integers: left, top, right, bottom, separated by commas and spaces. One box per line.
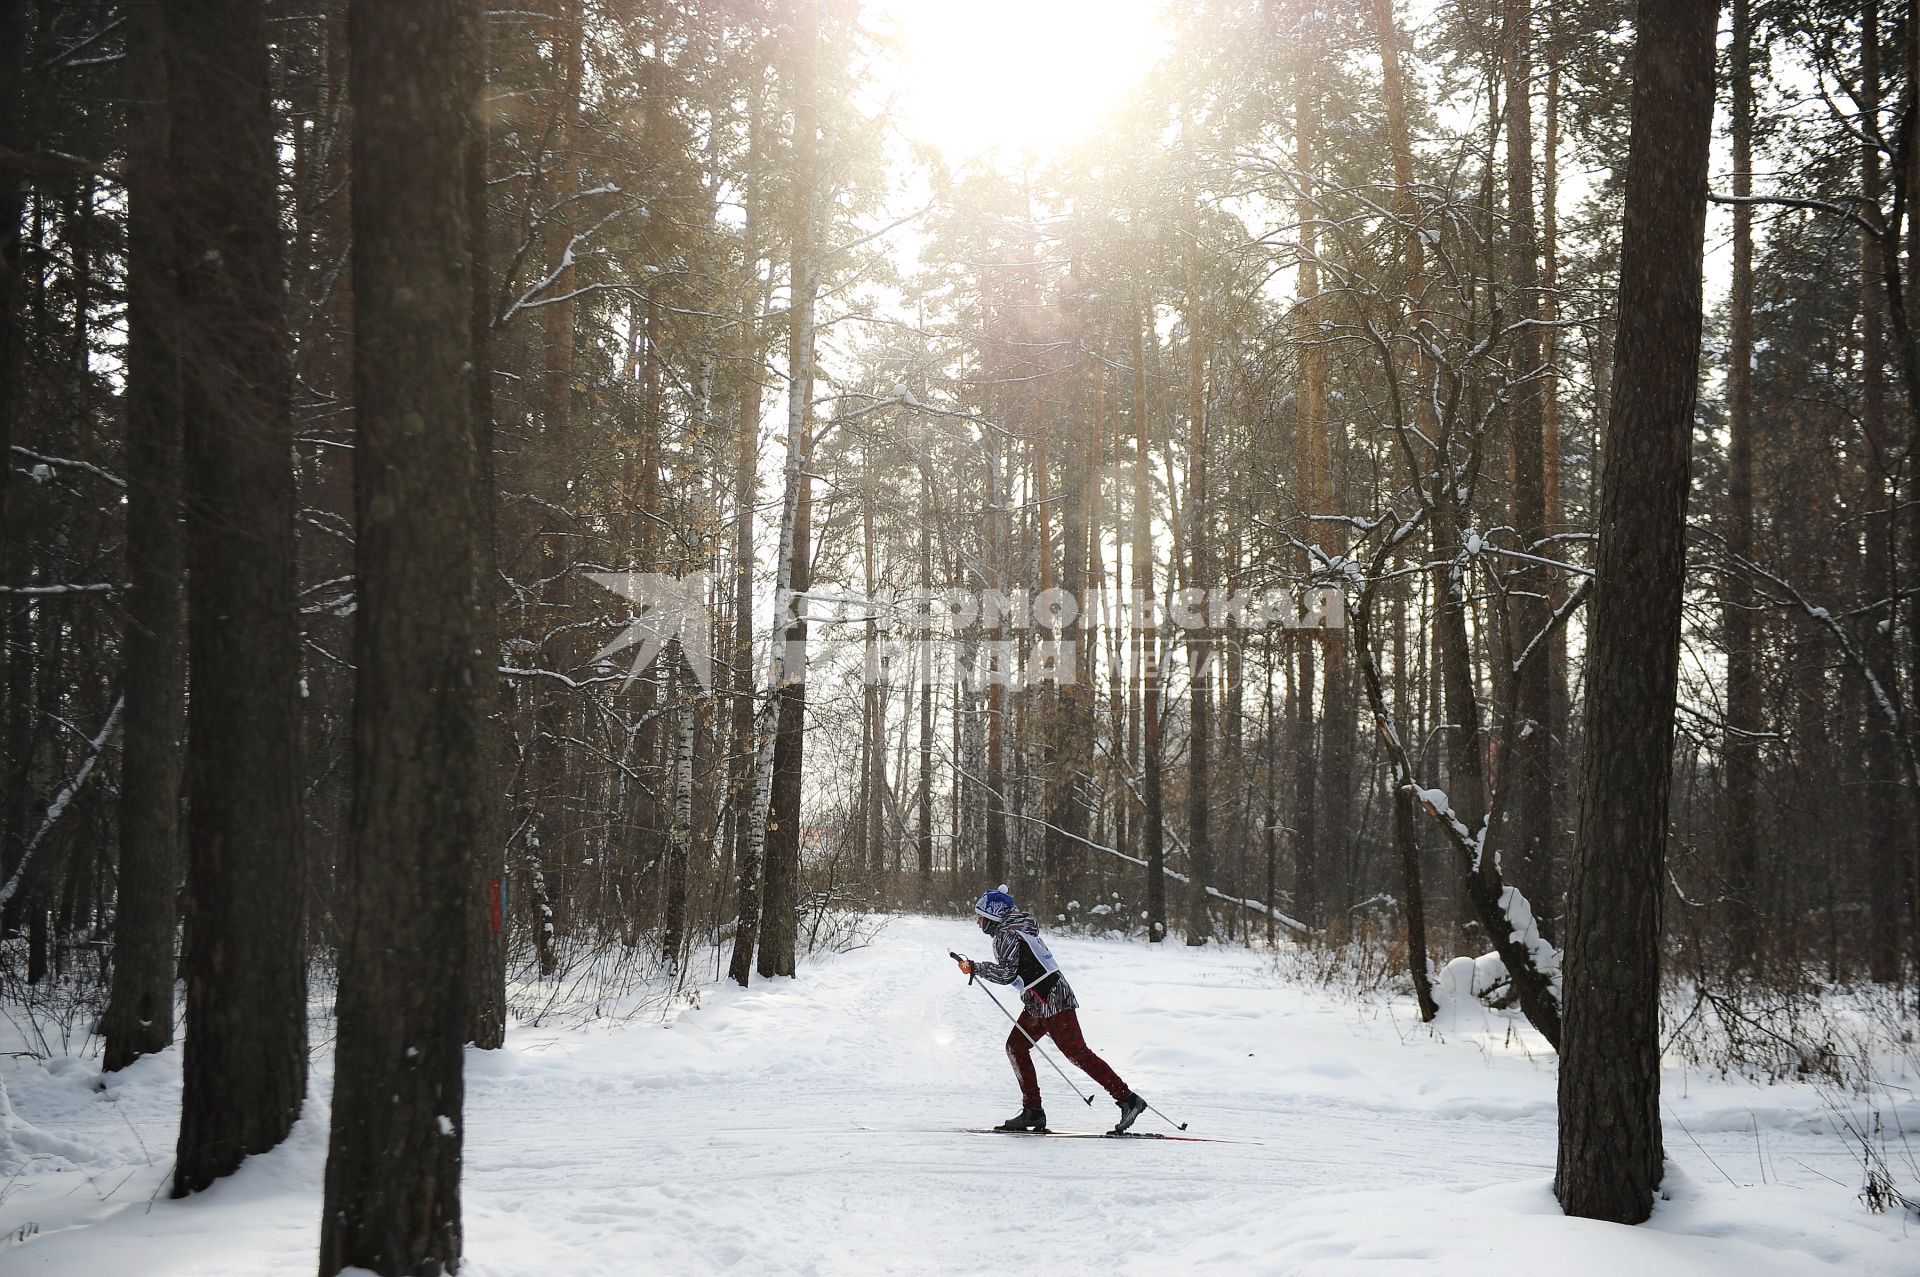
0, 583, 123, 596
10, 445, 125, 487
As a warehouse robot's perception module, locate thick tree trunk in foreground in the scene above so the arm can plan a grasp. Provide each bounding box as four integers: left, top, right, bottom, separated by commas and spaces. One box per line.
169, 0, 309, 1198
104, 0, 185, 1074
319, 0, 483, 1269
1556, 0, 1717, 1226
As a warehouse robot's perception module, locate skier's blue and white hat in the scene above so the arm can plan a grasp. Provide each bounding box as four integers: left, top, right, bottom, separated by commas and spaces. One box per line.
974, 887, 1015, 922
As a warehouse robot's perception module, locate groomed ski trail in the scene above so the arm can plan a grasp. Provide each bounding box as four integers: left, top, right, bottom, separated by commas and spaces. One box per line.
0, 915, 1911, 1275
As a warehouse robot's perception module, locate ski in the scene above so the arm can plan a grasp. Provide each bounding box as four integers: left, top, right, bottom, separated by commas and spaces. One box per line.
959, 1127, 1253, 1145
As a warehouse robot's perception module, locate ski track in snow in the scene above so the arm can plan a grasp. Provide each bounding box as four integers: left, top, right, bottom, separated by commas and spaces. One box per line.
0, 915, 1913, 1274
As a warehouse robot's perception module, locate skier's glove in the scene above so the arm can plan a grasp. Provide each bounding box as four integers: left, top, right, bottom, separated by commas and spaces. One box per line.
955, 957, 973, 976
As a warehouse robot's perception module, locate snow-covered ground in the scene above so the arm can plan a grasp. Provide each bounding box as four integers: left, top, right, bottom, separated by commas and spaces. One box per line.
1, 915, 1914, 1274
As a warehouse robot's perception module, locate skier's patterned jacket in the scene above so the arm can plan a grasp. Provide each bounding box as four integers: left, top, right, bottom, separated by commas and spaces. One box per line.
972, 909, 1079, 1019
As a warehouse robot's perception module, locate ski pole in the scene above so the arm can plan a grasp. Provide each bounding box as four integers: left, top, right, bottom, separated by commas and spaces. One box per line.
1142, 1098, 1189, 1132
950, 951, 1094, 1106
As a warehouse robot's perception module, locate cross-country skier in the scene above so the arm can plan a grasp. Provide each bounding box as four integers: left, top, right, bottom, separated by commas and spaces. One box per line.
954, 886, 1149, 1135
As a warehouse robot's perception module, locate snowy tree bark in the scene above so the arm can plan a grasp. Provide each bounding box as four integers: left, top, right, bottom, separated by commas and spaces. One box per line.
1556, 0, 1718, 1225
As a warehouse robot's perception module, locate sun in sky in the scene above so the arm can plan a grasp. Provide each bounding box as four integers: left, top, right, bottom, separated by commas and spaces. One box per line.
868, 0, 1171, 167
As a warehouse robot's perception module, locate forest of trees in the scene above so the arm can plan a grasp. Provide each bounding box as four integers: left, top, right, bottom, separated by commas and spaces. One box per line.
0, 0, 1914, 1266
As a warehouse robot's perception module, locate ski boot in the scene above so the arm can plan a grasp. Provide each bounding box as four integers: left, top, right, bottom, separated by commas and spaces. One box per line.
995, 1104, 1047, 1133
1111, 1092, 1147, 1135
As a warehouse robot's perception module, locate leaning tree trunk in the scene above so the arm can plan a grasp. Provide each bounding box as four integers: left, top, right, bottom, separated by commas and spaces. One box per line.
319, 0, 484, 1269
103, 0, 185, 1074
1556, 0, 1718, 1226
168, 0, 309, 1198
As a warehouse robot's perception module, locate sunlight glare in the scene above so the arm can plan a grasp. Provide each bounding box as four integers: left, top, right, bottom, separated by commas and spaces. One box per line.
872, 0, 1168, 166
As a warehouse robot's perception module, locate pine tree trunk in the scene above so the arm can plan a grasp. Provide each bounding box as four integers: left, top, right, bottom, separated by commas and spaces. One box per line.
0, 2, 24, 970
1184, 230, 1213, 946
1858, 0, 1904, 986
918, 479, 935, 896
0, 0, 24, 551
466, 31, 509, 1051
726, 82, 766, 986
1295, 68, 1329, 930
761, 469, 810, 978
736, 0, 818, 984
1723, 0, 1761, 968
1131, 282, 1166, 939
1556, 0, 1717, 1224
1541, 45, 1571, 868
1370, 0, 1439, 973
985, 441, 1011, 889
104, 0, 184, 1074
319, 1, 484, 1267
524, 3, 587, 978
662, 653, 694, 969
169, 0, 309, 1198
1500, 0, 1558, 940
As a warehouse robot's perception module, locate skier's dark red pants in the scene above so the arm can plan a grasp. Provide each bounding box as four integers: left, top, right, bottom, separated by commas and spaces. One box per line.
1008, 1008, 1129, 1107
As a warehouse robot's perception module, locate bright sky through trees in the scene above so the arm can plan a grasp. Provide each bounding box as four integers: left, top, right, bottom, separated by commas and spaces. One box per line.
868, 0, 1169, 165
